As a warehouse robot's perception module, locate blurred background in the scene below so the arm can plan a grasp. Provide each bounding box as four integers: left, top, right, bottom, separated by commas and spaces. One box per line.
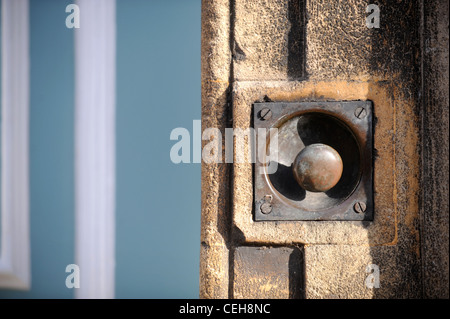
0, 0, 201, 298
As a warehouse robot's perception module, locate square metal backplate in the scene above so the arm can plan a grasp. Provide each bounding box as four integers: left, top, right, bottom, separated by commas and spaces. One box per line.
254, 101, 373, 221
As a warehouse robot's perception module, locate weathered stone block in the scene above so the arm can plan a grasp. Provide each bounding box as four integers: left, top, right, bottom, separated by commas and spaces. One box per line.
233, 246, 303, 299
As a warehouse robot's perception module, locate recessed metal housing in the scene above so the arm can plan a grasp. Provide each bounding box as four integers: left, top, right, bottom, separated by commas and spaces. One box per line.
254, 101, 373, 221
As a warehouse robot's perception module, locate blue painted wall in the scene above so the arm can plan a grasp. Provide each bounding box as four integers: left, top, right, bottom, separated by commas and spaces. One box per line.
0, 0, 201, 299
115, 0, 201, 298
0, 0, 75, 299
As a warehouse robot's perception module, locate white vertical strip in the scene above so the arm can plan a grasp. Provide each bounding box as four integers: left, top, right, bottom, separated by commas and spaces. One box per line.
0, 0, 30, 289
74, 0, 116, 299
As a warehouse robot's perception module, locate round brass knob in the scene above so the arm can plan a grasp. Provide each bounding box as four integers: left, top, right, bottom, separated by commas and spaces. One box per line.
292, 144, 343, 192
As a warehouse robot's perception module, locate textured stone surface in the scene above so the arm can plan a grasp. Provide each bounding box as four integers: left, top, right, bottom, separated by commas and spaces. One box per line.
421, 0, 449, 299
233, 246, 303, 299
233, 0, 305, 81
305, 244, 422, 299
304, 245, 374, 299
306, 0, 374, 80
200, 0, 231, 299
201, 0, 448, 299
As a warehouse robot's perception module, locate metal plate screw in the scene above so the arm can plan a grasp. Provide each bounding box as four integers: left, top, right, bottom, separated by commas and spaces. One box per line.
354, 107, 367, 119
260, 195, 273, 214
260, 202, 272, 214
259, 108, 272, 121
354, 201, 367, 214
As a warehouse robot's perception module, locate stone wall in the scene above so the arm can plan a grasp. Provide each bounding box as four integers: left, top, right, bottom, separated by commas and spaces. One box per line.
200, 0, 449, 299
